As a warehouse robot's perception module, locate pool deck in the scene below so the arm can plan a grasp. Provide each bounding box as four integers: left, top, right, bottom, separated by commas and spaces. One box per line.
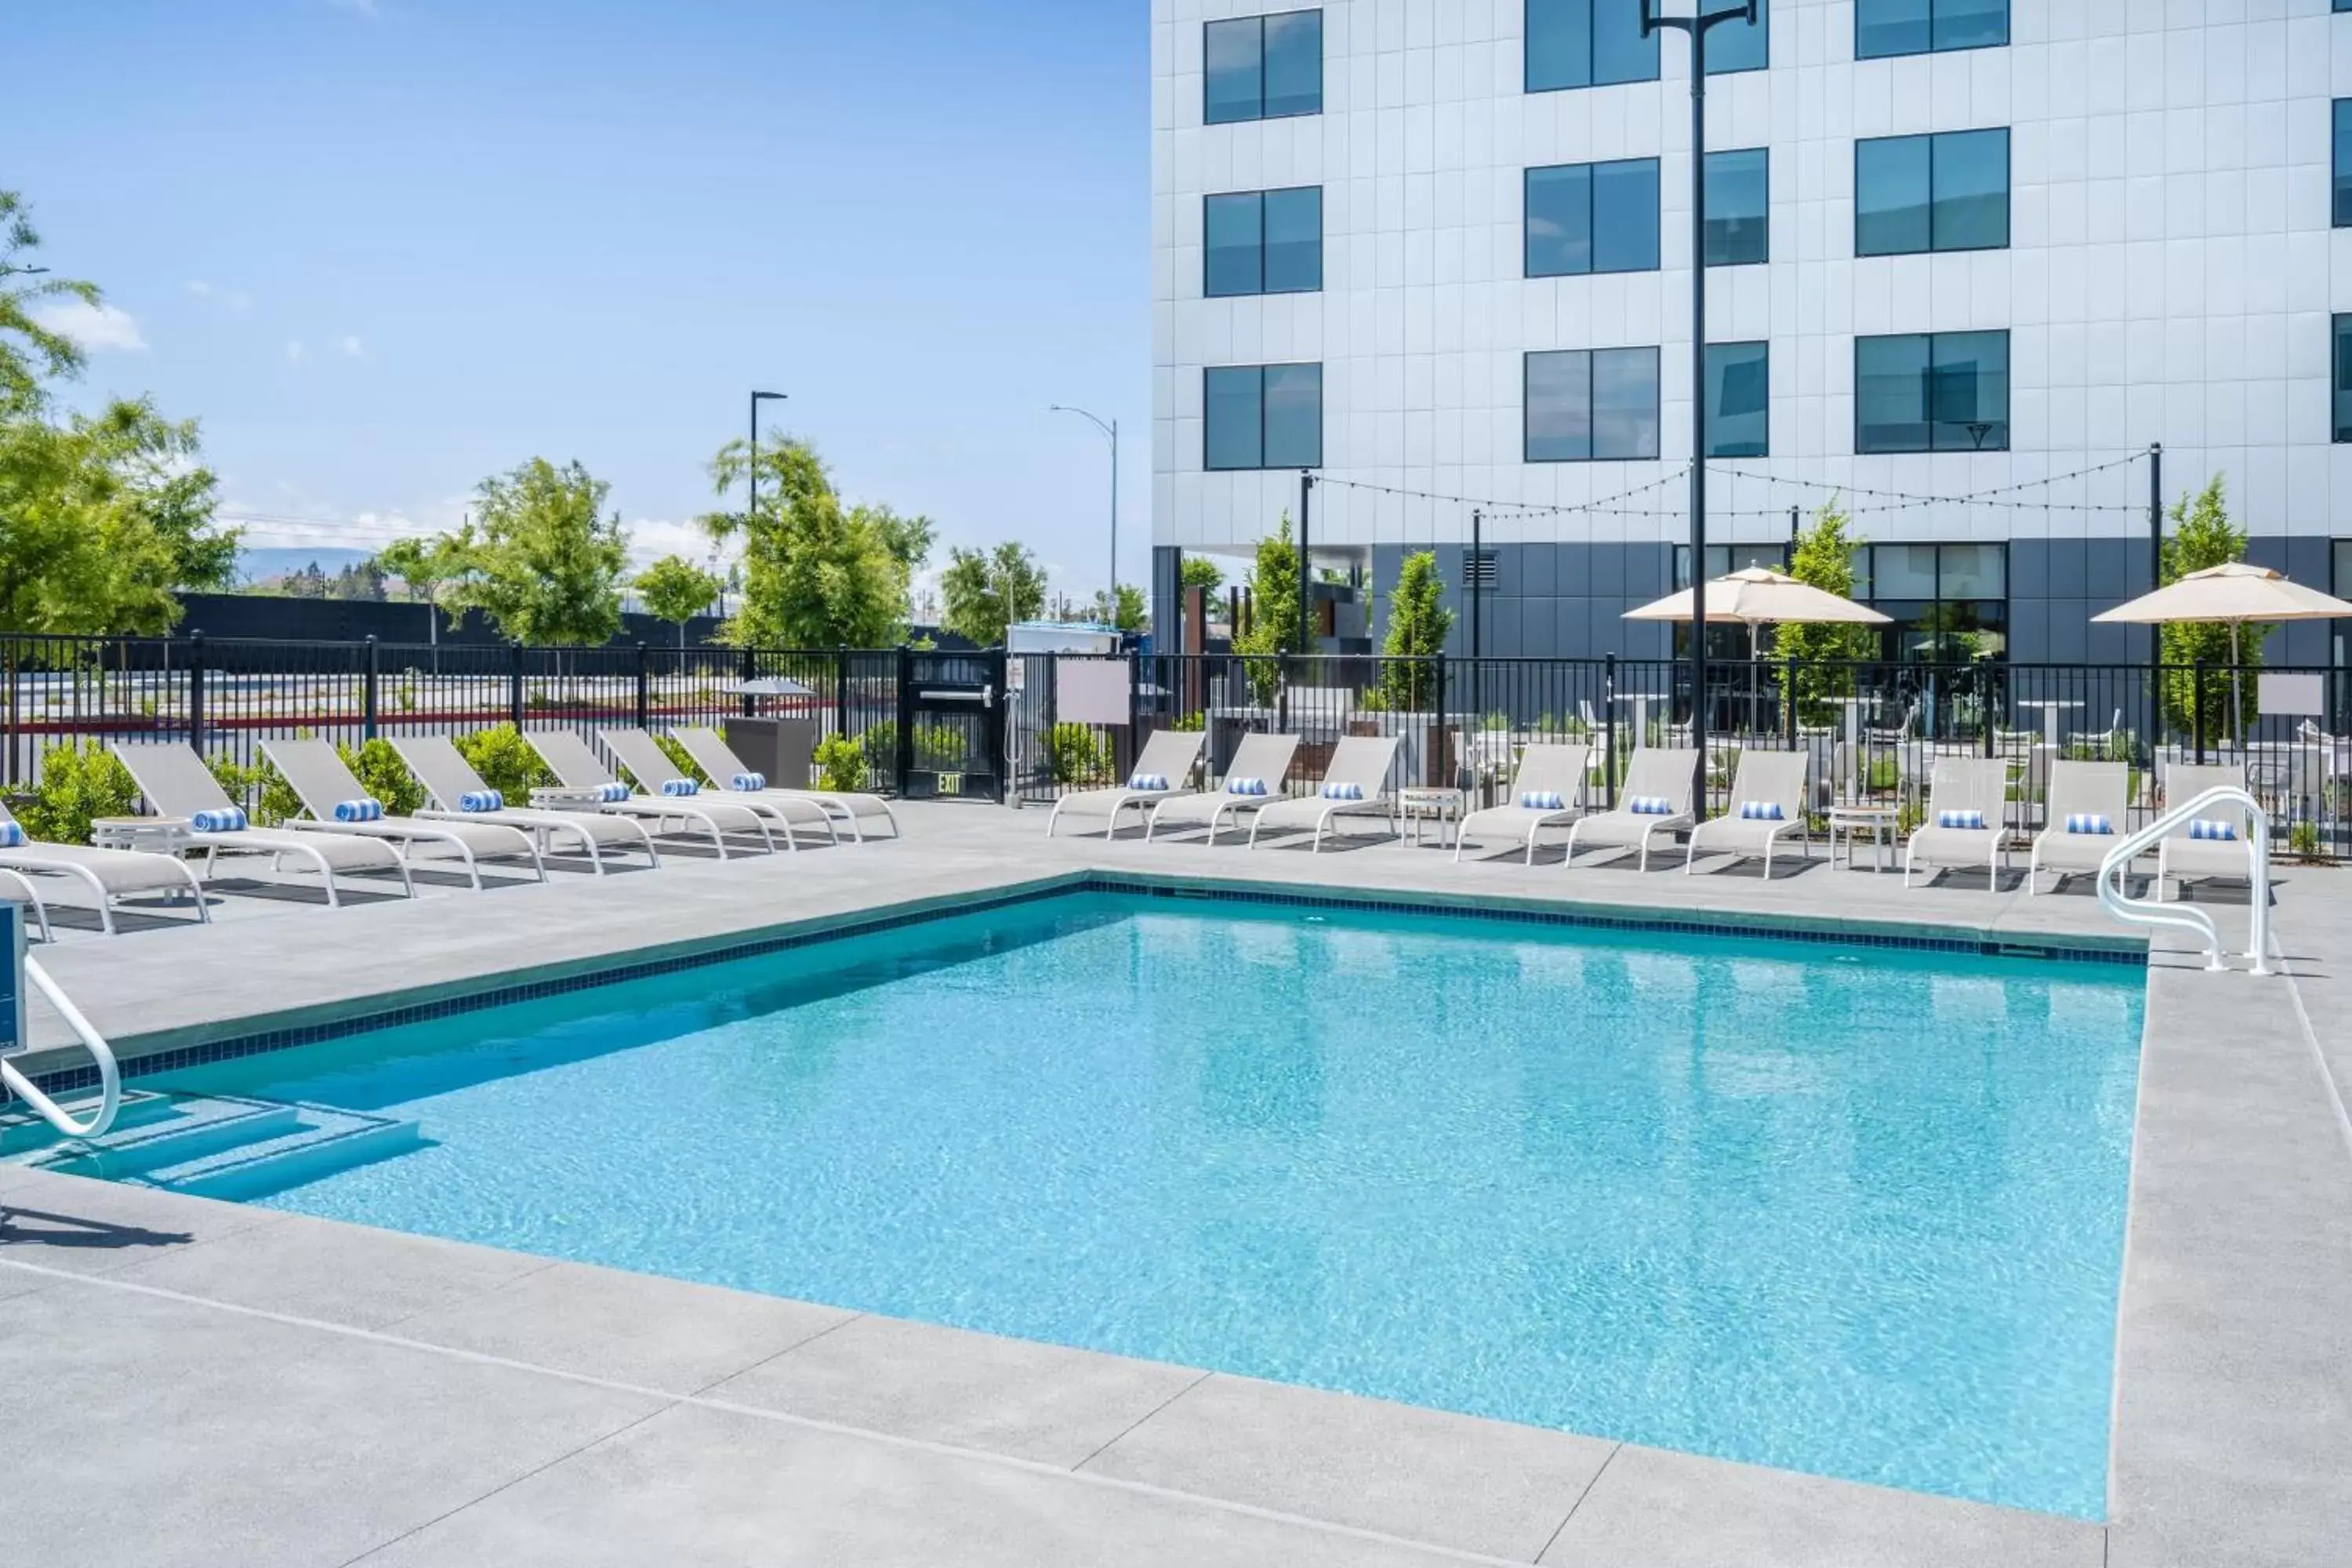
3, 802, 2347, 1566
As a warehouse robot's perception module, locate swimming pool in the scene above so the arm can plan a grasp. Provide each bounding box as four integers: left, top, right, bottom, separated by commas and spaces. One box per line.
135, 891, 2143, 1519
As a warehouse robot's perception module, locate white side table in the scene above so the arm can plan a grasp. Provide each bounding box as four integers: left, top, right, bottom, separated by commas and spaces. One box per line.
90, 816, 193, 855
1397, 788, 1465, 848
1828, 804, 1900, 873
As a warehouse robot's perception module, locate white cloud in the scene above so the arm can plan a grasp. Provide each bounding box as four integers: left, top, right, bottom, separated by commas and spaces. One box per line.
285, 339, 307, 364
185, 279, 252, 314
339, 335, 365, 359
326, 0, 379, 16
34, 300, 147, 354
623, 516, 735, 572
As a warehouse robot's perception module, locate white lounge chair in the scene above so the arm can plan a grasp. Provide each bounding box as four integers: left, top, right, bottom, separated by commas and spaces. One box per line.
1902, 757, 2011, 891
390, 735, 658, 874
1454, 743, 1592, 865
261, 738, 545, 890
528, 730, 779, 858
2026, 760, 2130, 895
0, 801, 209, 935
1144, 733, 1301, 843
0, 867, 51, 942
2156, 761, 2259, 902
111, 740, 416, 907
672, 726, 898, 841
603, 728, 833, 848
1248, 735, 1403, 852
1685, 750, 1811, 879
1044, 728, 1207, 839
1566, 748, 1700, 871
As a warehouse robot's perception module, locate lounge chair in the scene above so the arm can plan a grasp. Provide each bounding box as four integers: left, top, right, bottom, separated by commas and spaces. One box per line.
601, 728, 833, 848
527, 730, 779, 858
0, 867, 51, 942
1044, 728, 1207, 839
2156, 761, 2259, 902
1144, 733, 1301, 843
1902, 757, 2011, 891
1565, 748, 1700, 871
1454, 743, 1592, 864
260, 738, 544, 890
672, 726, 898, 841
2025, 760, 2130, 895
0, 801, 209, 935
1248, 735, 1403, 852
390, 735, 658, 874
1685, 750, 1811, 879
111, 740, 417, 907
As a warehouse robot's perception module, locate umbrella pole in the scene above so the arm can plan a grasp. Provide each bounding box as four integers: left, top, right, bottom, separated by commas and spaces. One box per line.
1748, 620, 1762, 739
2231, 619, 2243, 749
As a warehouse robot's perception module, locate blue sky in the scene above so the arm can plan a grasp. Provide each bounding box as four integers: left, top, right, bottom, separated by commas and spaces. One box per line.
6, 0, 1148, 601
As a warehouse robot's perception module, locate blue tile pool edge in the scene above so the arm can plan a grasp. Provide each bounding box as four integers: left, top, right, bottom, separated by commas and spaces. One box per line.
12, 872, 2146, 1103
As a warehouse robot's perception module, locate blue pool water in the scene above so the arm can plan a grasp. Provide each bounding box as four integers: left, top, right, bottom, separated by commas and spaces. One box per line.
154, 893, 2143, 1519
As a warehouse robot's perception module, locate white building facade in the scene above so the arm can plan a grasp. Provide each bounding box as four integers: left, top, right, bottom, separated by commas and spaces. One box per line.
1149, 0, 2352, 667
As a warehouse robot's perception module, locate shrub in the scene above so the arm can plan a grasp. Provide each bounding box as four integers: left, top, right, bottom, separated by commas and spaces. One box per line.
608, 731, 704, 790
205, 753, 267, 815
1044, 723, 1111, 786
813, 733, 867, 793
339, 738, 424, 818
16, 741, 139, 844
455, 724, 555, 801
859, 721, 964, 773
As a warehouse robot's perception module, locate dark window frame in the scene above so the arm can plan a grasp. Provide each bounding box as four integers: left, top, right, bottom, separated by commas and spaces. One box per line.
1854, 330, 2012, 455
1203, 187, 1324, 298
1855, 0, 2009, 61
1854, 128, 2012, 257
1523, 347, 1663, 463
1203, 10, 1324, 125
1524, 158, 1662, 278
1204, 362, 1324, 472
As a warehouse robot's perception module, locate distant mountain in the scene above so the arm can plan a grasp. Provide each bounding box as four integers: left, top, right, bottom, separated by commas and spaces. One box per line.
236, 546, 377, 585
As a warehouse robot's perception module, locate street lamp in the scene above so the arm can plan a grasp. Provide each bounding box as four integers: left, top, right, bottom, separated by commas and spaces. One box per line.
1642, 0, 1756, 820
1048, 405, 1119, 607
747, 390, 789, 521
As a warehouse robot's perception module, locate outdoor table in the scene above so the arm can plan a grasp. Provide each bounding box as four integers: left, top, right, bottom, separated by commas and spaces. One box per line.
1614, 691, 1665, 748
90, 817, 201, 902
1397, 787, 1465, 848
2016, 699, 2083, 752
1828, 804, 1900, 874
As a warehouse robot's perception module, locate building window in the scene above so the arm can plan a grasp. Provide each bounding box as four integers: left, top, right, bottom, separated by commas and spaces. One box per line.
1856, 129, 2009, 256
1205, 364, 1322, 470
1853, 543, 2009, 662
1855, 0, 2007, 60
1525, 348, 1661, 462
1205, 10, 1322, 125
1704, 341, 1769, 458
1675, 542, 1788, 589
1526, 0, 1657, 92
1525, 159, 1661, 277
1704, 148, 1769, 266
2336, 103, 2352, 227
1205, 188, 1323, 297
1856, 332, 2010, 453
1706, 0, 1768, 74
2335, 316, 2352, 442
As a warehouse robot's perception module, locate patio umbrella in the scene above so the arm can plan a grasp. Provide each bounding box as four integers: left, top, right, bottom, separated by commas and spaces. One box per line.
2092, 562, 2352, 742
1624, 567, 1890, 734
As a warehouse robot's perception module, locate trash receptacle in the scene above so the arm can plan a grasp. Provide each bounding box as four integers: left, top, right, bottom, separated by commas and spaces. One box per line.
724, 716, 817, 790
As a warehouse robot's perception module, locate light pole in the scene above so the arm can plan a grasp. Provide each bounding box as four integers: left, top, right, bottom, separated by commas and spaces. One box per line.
1049, 405, 1119, 609
747, 390, 789, 522
1642, 0, 1755, 820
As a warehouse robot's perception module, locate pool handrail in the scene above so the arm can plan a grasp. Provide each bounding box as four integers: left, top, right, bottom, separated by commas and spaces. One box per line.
1, 956, 122, 1139
2096, 786, 2270, 976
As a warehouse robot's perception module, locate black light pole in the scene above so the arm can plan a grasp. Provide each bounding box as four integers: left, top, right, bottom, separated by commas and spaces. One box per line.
1642, 0, 1755, 819
748, 390, 789, 521
1470, 507, 1484, 721
1298, 470, 1316, 657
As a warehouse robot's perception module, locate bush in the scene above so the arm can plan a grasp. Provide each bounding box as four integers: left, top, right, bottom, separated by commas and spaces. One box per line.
608, 731, 704, 790
340, 738, 424, 818
859, 721, 964, 773
16, 741, 139, 844
1044, 723, 1111, 786
455, 724, 555, 801
813, 733, 867, 793
205, 753, 267, 817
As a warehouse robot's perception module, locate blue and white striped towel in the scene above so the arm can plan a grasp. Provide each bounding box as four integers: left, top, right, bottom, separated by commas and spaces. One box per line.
191, 807, 248, 833
1128, 773, 1169, 793
729, 772, 766, 793
0, 822, 24, 848
661, 779, 700, 797
1320, 782, 1364, 801
1737, 800, 1784, 821
2188, 818, 2238, 841
1629, 795, 1674, 815
2064, 813, 2114, 835
1225, 776, 1268, 797
595, 782, 631, 803
332, 798, 384, 823
457, 790, 503, 814
1936, 809, 1987, 830
1519, 789, 1566, 811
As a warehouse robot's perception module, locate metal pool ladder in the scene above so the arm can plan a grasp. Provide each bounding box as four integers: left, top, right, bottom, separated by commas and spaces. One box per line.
2096, 786, 2271, 977
1, 957, 122, 1139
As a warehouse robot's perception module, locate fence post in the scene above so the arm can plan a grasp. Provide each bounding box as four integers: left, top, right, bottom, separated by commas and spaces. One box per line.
2193, 659, 2209, 764
634, 641, 650, 729
1783, 652, 1797, 746
835, 648, 851, 745
739, 644, 757, 719
509, 641, 524, 728
187, 630, 207, 759
362, 635, 380, 742
1603, 652, 1619, 808
1126, 645, 1142, 779
894, 645, 914, 791
1429, 652, 1447, 787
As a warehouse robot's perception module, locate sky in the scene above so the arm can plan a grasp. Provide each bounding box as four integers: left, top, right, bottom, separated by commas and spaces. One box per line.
5, 0, 1149, 604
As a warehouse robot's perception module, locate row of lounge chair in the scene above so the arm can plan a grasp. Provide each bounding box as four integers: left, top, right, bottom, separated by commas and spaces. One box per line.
0, 725, 898, 938
1047, 731, 1406, 852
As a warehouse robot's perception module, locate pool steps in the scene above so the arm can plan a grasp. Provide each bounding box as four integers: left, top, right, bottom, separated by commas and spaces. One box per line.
2, 1091, 423, 1201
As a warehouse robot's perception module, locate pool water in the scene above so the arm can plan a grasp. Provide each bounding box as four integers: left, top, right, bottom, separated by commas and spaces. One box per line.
153, 893, 2144, 1519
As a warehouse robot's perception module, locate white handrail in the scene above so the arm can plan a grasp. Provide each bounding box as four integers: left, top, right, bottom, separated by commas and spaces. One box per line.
2097, 786, 2271, 977
0, 956, 122, 1139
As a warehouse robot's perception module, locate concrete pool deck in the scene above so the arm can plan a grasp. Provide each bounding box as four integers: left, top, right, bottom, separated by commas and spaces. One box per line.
2, 802, 2347, 1566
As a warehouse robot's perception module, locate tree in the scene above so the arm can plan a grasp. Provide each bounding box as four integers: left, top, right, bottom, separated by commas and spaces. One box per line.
2160, 475, 2262, 744
1233, 512, 1301, 658
329, 559, 388, 601
702, 437, 910, 648
1777, 498, 1877, 724
377, 533, 476, 632
635, 554, 724, 648
1378, 550, 1452, 709
1088, 583, 1147, 633
465, 458, 628, 645
1179, 556, 1225, 597
938, 543, 1047, 647
0, 189, 97, 412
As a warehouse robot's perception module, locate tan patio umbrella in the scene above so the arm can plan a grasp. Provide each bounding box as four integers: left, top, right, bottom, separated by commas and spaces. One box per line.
1624, 567, 1890, 733
2092, 562, 2352, 741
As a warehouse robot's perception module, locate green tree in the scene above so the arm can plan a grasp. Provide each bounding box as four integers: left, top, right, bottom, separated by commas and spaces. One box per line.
466, 458, 628, 645
634, 554, 724, 647
1179, 556, 1225, 597
1088, 583, 1147, 633
0, 189, 97, 412
938, 543, 1047, 647
1378, 550, 1453, 710
702, 437, 910, 648
2159, 475, 2263, 744
1776, 498, 1877, 724
1231, 514, 1303, 702
378, 532, 476, 633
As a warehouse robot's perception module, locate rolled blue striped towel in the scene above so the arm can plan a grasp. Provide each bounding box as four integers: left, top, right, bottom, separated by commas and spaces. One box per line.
2064, 813, 2113, 835
1319, 781, 1364, 801
1936, 809, 1987, 830
1225, 776, 1268, 797
660, 779, 700, 797
1519, 789, 1566, 811
332, 798, 384, 823
1629, 795, 1674, 816
2188, 818, 2238, 841
191, 807, 248, 833
0, 822, 24, 848
595, 782, 631, 803
1128, 772, 1169, 793
1737, 800, 1784, 821
729, 772, 767, 793
457, 790, 504, 814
